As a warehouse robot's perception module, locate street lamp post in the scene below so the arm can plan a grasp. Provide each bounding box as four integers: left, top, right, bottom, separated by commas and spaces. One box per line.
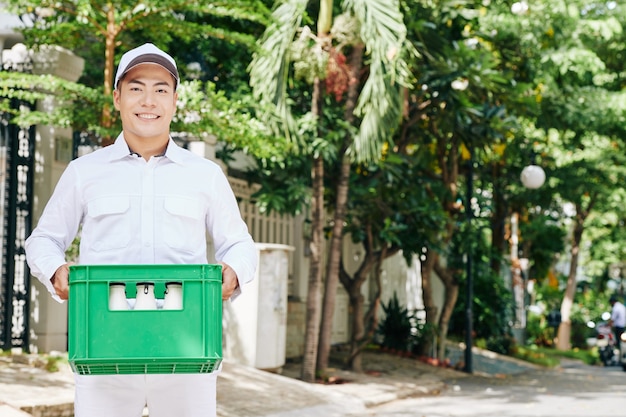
464, 155, 545, 374
511, 162, 545, 344
464, 147, 474, 374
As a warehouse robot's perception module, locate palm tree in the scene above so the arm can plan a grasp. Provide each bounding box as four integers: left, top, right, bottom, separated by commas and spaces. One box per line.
249, 0, 412, 380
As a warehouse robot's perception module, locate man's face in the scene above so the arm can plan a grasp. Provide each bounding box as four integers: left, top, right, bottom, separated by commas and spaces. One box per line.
113, 63, 177, 142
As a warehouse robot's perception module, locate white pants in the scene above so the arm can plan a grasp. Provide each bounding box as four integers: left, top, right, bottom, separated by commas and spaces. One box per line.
74, 372, 218, 417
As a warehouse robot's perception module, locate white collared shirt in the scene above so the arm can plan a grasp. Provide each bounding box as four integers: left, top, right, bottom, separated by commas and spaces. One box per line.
26, 134, 257, 301
612, 301, 626, 328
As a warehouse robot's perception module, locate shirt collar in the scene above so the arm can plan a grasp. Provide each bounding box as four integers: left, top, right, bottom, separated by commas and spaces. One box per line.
108, 133, 186, 165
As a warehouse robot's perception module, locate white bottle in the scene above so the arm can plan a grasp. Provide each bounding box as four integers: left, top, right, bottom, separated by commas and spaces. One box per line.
163, 282, 183, 310
134, 282, 157, 310
109, 282, 129, 310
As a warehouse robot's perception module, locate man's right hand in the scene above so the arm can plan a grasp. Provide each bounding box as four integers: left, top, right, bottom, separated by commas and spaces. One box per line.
51, 264, 70, 300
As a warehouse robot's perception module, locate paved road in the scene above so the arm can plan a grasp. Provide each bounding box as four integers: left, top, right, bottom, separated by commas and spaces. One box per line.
361, 360, 626, 416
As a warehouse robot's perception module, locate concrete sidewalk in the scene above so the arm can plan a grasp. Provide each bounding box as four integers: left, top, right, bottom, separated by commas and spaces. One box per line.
0, 345, 536, 417
218, 349, 455, 417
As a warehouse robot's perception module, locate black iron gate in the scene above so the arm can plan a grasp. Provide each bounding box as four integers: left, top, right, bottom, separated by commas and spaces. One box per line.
0, 102, 35, 351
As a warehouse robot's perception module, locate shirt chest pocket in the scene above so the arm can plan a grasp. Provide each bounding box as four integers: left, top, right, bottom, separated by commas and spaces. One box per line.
161, 198, 205, 253
88, 197, 130, 218
163, 198, 202, 219
85, 197, 132, 251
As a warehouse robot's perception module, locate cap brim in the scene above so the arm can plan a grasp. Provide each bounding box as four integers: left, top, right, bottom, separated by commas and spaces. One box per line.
120, 53, 179, 86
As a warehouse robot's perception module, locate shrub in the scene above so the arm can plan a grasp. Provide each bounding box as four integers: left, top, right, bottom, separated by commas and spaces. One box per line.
376, 293, 413, 352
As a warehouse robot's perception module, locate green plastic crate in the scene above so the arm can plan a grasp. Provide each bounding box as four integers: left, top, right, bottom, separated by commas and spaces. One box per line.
68, 264, 222, 375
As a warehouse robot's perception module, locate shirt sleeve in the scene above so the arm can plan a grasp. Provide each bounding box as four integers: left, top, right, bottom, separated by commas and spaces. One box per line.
25, 163, 82, 302
206, 170, 258, 300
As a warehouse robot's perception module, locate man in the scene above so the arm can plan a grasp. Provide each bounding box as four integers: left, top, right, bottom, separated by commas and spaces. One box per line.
25, 43, 258, 417
609, 294, 626, 346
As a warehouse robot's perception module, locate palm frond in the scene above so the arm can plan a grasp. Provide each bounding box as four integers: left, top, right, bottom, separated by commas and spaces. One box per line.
343, 0, 415, 162
248, 0, 309, 146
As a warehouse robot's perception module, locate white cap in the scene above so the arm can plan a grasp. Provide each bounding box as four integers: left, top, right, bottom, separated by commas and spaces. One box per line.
114, 43, 179, 90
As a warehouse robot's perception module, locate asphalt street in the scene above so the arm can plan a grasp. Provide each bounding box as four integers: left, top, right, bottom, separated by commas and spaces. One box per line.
363, 359, 626, 416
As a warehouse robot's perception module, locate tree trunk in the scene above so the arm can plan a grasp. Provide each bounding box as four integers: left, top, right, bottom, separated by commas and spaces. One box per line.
556, 217, 584, 350
433, 260, 459, 361
416, 134, 461, 360
347, 287, 366, 373
301, 0, 333, 382
317, 43, 364, 374
419, 248, 439, 357
341, 238, 397, 372
345, 245, 378, 373
301, 77, 325, 383
490, 164, 506, 275
317, 153, 350, 375
101, 12, 118, 145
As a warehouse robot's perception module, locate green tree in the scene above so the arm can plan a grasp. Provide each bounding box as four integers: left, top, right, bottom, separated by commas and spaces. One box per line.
461, 0, 626, 353
497, 0, 626, 350
249, 0, 412, 380
398, 0, 531, 360
585, 192, 626, 293
0, 72, 103, 128
547, 134, 626, 349
3, 1, 284, 157
338, 153, 444, 370
4, 0, 271, 141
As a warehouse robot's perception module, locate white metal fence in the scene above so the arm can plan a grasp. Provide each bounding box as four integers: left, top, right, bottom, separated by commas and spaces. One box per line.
229, 177, 297, 291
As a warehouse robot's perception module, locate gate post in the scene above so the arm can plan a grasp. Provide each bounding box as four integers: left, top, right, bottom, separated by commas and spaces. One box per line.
0, 110, 35, 351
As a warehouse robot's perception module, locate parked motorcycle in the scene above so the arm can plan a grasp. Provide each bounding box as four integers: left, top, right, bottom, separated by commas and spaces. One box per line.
594, 320, 620, 367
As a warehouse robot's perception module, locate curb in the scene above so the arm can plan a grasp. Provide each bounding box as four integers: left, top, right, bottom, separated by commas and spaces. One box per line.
0, 401, 74, 417
19, 403, 74, 417
0, 404, 33, 417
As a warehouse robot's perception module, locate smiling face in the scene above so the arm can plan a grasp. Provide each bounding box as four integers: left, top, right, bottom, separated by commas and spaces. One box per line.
113, 63, 178, 155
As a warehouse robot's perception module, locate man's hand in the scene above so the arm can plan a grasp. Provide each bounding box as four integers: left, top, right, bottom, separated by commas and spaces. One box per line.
220, 262, 240, 300
51, 263, 70, 300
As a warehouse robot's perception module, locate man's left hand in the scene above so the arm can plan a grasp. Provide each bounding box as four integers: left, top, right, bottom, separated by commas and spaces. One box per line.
220, 262, 239, 300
